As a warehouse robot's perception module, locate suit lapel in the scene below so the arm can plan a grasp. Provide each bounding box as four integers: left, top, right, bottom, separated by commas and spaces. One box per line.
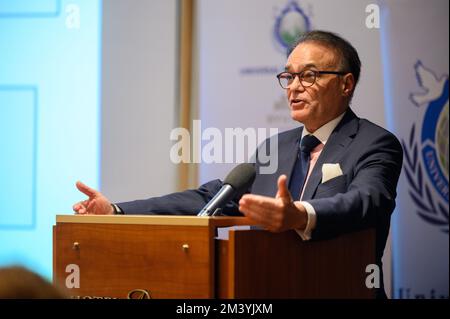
301, 109, 359, 200
253, 126, 302, 197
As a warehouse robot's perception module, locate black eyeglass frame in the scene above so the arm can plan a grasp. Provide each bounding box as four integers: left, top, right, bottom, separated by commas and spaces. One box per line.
276, 70, 348, 89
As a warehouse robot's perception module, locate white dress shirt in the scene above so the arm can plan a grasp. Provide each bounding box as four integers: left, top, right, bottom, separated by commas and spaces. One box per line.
295, 111, 346, 240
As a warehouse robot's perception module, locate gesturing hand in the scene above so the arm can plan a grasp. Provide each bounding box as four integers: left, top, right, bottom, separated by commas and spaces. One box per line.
238, 175, 307, 232
72, 181, 114, 215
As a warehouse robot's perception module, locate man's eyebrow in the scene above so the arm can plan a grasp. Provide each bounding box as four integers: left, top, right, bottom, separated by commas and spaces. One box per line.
284, 63, 318, 71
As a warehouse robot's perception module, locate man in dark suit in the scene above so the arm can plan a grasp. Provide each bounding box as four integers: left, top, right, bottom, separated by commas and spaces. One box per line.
73, 30, 403, 298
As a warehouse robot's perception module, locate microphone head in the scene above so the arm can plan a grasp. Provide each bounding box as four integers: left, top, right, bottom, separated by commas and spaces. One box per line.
197, 163, 256, 216
223, 163, 256, 192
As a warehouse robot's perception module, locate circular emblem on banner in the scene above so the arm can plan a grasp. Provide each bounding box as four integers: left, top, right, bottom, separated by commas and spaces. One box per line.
420, 79, 449, 202
403, 60, 449, 233
273, 1, 311, 53
436, 103, 449, 179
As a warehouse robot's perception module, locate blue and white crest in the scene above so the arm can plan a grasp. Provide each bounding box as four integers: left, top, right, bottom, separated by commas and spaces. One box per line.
273, 0, 311, 55
403, 61, 449, 233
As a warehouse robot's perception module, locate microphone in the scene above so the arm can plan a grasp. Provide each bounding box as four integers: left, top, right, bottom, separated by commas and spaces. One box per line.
197, 163, 256, 216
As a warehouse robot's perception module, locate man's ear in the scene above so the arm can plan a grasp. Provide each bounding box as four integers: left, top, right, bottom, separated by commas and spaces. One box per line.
342, 73, 355, 97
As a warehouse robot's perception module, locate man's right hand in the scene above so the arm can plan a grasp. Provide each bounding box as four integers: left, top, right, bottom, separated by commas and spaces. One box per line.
72, 181, 114, 215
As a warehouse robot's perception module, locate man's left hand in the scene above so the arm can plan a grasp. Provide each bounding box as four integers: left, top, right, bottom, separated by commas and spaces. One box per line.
239, 174, 308, 232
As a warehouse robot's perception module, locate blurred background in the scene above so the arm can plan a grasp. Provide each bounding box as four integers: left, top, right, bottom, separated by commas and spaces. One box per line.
0, 0, 448, 298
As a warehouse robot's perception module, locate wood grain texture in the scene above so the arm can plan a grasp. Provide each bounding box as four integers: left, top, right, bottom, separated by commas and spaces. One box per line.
54, 223, 213, 298
54, 217, 375, 299
225, 228, 376, 299
56, 215, 256, 227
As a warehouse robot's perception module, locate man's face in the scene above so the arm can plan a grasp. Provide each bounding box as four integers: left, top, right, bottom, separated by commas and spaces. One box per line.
285, 42, 348, 132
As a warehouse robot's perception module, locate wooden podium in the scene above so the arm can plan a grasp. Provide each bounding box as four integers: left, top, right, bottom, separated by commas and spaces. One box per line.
53, 215, 375, 299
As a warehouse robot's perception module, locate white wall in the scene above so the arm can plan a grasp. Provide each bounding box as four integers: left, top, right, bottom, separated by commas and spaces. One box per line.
101, 0, 178, 202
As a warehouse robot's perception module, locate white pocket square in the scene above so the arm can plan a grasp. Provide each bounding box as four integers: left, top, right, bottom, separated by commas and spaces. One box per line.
321, 163, 343, 183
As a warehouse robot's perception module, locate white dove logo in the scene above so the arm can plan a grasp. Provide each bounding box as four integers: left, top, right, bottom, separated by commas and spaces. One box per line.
410, 61, 447, 106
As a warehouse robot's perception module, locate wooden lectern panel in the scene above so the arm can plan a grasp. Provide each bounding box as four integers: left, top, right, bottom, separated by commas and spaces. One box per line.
54, 217, 217, 298
217, 228, 376, 299
54, 215, 375, 299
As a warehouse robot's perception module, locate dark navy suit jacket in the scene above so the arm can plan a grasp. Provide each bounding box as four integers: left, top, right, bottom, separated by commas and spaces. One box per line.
118, 109, 403, 296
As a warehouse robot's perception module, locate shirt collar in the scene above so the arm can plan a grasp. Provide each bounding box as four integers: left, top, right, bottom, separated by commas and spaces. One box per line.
301, 111, 346, 145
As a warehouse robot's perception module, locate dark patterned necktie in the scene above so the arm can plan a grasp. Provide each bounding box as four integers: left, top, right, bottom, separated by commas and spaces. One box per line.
288, 135, 321, 200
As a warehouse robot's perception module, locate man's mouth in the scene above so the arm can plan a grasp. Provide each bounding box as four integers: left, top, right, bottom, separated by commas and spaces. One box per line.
290, 99, 306, 107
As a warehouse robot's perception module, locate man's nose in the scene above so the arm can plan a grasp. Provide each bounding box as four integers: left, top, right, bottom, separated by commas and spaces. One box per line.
289, 75, 305, 91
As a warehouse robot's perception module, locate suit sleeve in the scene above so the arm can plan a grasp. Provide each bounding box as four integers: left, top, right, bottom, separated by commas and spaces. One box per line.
307, 132, 403, 241
116, 179, 243, 216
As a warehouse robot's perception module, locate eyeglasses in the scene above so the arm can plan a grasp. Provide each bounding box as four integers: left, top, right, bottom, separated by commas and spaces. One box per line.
276, 70, 348, 89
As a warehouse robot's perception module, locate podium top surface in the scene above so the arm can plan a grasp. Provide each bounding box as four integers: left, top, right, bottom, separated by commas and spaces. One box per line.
56, 214, 256, 227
